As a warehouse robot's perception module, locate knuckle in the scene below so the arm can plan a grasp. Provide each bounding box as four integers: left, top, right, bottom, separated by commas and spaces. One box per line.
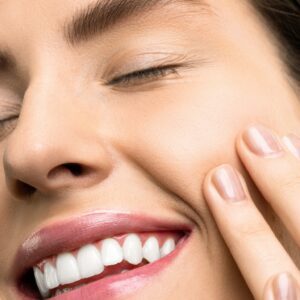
237, 222, 268, 240
229, 211, 269, 241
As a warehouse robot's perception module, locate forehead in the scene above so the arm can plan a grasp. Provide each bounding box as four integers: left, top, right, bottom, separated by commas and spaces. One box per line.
0, 0, 217, 65
0, 0, 272, 76
0, 0, 214, 29
0, 0, 256, 35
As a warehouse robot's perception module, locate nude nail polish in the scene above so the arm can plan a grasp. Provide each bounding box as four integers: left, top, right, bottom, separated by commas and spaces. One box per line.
282, 134, 300, 160
243, 124, 283, 157
272, 273, 297, 300
211, 165, 246, 202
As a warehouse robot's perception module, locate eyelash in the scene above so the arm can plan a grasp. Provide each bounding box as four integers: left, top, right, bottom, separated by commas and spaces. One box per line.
107, 64, 180, 86
0, 116, 18, 139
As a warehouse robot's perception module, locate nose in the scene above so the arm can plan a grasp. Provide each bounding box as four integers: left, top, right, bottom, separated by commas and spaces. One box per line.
3, 84, 114, 199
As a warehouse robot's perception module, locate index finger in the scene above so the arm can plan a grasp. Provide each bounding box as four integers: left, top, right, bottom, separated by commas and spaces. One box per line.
203, 164, 299, 300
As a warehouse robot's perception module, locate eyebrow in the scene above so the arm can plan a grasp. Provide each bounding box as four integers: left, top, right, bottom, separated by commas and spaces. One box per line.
64, 0, 211, 46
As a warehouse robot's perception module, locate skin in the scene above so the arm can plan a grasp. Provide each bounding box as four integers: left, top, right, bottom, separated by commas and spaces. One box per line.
0, 0, 300, 299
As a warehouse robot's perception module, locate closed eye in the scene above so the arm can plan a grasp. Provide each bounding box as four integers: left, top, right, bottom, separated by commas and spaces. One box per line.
107, 64, 180, 87
0, 115, 18, 139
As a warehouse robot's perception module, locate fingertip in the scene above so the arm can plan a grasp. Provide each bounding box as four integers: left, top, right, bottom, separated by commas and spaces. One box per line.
235, 128, 255, 159
264, 272, 299, 300
282, 134, 300, 160
203, 164, 248, 205
202, 166, 221, 203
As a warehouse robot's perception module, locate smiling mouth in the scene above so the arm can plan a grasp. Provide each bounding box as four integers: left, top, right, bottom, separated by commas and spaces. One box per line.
14, 213, 191, 300
32, 232, 182, 298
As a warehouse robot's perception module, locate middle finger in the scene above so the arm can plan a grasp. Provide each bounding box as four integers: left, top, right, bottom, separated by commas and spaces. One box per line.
236, 123, 300, 246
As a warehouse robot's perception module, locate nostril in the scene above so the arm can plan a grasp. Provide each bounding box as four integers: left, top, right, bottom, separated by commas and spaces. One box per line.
48, 163, 87, 180
14, 181, 36, 198
62, 163, 83, 176
10, 163, 95, 198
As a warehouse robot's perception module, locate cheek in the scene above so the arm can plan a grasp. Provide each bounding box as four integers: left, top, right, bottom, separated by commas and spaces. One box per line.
109, 75, 273, 212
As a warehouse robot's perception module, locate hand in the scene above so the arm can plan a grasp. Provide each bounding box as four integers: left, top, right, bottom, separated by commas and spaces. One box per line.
203, 123, 300, 300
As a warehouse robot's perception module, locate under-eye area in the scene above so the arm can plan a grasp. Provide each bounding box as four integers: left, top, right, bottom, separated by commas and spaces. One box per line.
18, 231, 187, 299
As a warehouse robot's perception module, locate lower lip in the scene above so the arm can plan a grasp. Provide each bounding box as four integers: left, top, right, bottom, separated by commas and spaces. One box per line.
18, 234, 190, 300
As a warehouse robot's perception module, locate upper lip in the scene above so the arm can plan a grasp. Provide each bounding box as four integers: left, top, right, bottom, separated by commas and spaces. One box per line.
12, 211, 192, 282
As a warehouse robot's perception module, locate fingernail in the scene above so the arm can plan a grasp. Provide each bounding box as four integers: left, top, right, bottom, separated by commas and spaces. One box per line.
243, 124, 283, 157
272, 273, 297, 300
211, 165, 246, 202
282, 134, 300, 160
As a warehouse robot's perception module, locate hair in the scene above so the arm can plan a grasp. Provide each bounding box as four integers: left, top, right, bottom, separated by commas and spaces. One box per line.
250, 0, 300, 91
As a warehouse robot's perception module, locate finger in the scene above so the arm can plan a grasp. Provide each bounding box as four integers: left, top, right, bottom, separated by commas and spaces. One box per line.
203, 164, 299, 300
263, 272, 300, 300
236, 124, 300, 246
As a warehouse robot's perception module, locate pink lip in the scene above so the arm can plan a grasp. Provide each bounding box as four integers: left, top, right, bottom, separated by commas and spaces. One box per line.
18, 235, 190, 300
12, 212, 193, 298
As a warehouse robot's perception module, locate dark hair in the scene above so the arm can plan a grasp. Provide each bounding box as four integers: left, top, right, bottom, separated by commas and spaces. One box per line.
250, 0, 300, 90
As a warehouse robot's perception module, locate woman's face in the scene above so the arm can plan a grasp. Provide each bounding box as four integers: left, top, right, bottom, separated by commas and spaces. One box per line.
0, 0, 300, 299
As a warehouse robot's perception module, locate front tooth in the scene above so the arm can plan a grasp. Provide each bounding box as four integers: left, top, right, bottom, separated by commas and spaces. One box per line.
123, 234, 143, 265
33, 267, 50, 298
142, 236, 160, 263
100, 238, 123, 266
44, 262, 59, 289
77, 244, 104, 278
160, 238, 176, 258
56, 253, 81, 285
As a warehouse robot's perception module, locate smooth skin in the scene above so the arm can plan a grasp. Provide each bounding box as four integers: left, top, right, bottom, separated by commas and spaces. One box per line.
0, 0, 300, 299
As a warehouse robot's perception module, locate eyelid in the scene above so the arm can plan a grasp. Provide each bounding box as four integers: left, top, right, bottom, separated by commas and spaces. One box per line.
102, 51, 207, 88
0, 99, 21, 119
105, 51, 187, 75
106, 64, 181, 86
0, 115, 18, 123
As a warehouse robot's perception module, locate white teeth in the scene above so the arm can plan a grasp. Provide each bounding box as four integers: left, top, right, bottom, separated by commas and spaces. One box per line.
123, 234, 143, 265
33, 267, 50, 298
160, 238, 175, 258
56, 253, 81, 285
33, 234, 179, 299
77, 244, 104, 279
143, 236, 160, 263
44, 262, 59, 290
100, 238, 123, 266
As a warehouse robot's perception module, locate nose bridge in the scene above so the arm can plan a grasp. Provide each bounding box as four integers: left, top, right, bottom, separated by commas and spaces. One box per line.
10, 77, 84, 155
3, 78, 114, 197
19, 78, 84, 142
